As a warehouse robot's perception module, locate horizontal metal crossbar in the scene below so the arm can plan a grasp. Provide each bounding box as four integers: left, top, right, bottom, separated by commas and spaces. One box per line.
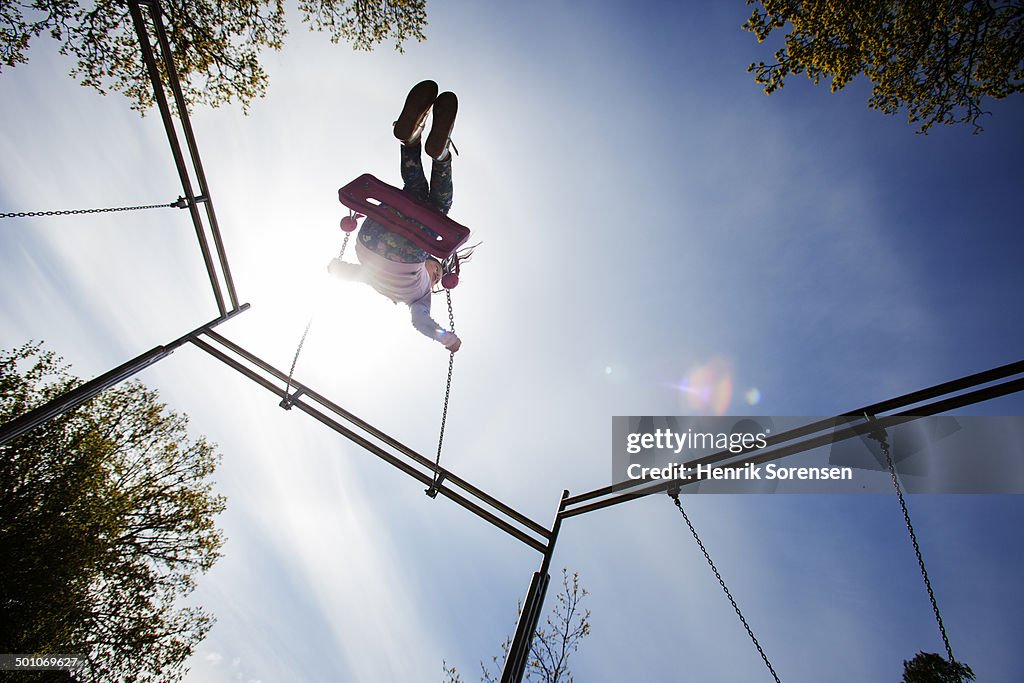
561, 360, 1024, 519
0, 306, 249, 447
191, 331, 551, 554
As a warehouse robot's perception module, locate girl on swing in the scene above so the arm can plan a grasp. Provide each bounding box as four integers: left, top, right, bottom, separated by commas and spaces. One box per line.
328, 80, 466, 352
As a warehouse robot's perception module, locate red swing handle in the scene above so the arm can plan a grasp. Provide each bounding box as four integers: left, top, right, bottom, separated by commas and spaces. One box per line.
441, 254, 460, 289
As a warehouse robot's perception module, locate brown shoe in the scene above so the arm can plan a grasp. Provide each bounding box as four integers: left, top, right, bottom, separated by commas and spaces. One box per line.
425, 91, 458, 160
393, 80, 439, 144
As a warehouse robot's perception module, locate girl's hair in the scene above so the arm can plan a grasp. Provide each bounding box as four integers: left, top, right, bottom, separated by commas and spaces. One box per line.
431, 242, 481, 293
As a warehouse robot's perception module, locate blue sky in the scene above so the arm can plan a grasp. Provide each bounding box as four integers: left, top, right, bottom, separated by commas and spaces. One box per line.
2, 1, 1023, 681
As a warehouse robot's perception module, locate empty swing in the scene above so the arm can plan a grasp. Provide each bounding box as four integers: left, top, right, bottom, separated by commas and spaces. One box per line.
864, 414, 965, 673
667, 486, 783, 682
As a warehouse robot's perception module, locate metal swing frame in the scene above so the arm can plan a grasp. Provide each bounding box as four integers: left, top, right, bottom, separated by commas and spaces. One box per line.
1, 2, 1022, 680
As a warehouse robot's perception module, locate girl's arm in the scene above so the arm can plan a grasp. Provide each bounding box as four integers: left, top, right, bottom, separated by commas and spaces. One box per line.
327, 258, 366, 282
410, 297, 461, 351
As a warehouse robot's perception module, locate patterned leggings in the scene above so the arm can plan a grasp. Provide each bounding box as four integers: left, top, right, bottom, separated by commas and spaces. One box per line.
358, 141, 453, 263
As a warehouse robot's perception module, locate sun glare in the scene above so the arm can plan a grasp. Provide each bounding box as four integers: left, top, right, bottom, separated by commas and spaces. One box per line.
248, 257, 412, 391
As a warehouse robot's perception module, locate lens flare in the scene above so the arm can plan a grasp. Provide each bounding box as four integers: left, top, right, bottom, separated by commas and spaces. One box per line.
677, 357, 733, 415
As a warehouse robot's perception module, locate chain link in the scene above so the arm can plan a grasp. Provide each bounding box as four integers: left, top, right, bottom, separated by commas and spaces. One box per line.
280, 227, 352, 407
285, 215, 454, 497
1, 201, 178, 220
427, 289, 455, 497
281, 319, 314, 408
876, 433, 957, 666
668, 489, 782, 683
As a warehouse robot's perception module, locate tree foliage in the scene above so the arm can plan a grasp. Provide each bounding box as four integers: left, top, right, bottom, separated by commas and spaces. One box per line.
0, 342, 226, 682
444, 569, 591, 683
901, 651, 976, 683
743, 0, 1024, 132
0, 0, 427, 112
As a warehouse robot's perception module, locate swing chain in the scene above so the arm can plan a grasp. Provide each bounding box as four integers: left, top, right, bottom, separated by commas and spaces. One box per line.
668, 488, 782, 683
281, 319, 313, 410
281, 217, 354, 410
339, 231, 351, 259
338, 210, 357, 258
868, 419, 957, 667
0, 199, 184, 220
426, 289, 456, 498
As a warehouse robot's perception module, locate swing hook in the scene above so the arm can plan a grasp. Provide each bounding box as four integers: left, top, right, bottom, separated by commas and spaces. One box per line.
425, 472, 447, 498
172, 195, 209, 209
862, 412, 889, 447
279, 388, 305, 410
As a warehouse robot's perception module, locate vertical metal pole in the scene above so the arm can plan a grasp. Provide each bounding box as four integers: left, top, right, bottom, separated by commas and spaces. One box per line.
145, 1, 240, 311
0, 306, 248, 447
500, 490, 569, 683
126, 0, 227, 316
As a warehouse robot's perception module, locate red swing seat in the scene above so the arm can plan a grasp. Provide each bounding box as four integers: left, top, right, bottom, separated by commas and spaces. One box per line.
338, 174, 471, 259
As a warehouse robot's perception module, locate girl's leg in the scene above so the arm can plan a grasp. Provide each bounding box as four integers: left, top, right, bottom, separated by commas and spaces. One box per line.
423, 90, 456, 214
425, 91, 458, 162
400, 140, 430, 203
428, 156, 453, 215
